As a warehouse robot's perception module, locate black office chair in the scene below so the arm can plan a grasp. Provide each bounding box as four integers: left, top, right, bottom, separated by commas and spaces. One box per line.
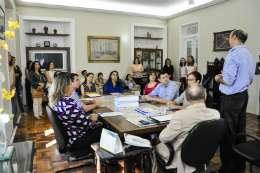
232, 133, 260, 173
46, 105, 95, 173
153, 118, 226, 173
205, 94, 213, 108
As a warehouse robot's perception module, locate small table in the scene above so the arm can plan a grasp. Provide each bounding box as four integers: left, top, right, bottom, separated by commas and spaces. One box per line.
8, 141, 34, 173
91, 142, 151, 173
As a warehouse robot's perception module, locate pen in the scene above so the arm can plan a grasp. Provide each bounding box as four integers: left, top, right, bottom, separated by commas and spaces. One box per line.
167, 108, 176, 111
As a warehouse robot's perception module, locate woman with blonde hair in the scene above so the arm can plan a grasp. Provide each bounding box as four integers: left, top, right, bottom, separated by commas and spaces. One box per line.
49, 74, 103, 151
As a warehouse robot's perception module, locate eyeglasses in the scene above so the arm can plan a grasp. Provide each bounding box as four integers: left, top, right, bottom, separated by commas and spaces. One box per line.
187, 78, 194, 81
112, 74, 118, 76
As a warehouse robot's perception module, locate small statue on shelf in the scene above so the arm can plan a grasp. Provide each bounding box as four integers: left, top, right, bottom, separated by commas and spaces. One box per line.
214, 57, 220, 65
32, 28, 36, 33
44, 26, 48, 34
54, 29, 57, 34
220, 57, 225, 65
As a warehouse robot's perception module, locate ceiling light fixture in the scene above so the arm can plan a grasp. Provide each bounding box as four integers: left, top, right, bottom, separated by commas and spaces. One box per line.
189, 0, 195, 5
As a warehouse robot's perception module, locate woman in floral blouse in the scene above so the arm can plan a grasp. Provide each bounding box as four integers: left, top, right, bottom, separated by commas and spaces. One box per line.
48, 74, 103, 150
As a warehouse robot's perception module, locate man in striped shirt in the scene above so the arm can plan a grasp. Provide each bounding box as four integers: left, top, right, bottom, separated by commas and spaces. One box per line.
69, 73, 102, 112
213, 30, 255, 173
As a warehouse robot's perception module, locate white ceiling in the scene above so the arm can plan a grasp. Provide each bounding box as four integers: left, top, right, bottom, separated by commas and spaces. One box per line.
15, 0, 227, 19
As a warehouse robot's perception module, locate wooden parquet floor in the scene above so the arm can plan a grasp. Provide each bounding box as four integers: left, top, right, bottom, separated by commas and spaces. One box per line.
13, 107, 260, 173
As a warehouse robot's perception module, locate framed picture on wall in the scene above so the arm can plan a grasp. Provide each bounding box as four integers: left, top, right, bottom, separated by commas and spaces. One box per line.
88, 36, 120, 63
213, 30, 234, 51
0, 6, 4, 40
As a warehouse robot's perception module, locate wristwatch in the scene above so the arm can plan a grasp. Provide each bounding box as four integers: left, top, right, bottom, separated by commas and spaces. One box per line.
216, 77, 222, 83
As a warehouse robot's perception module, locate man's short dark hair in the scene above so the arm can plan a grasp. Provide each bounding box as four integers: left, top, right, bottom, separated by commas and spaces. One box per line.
158, 71, 168, 79
232, 30, 248, 43
188, 71, 202, 84
69, 73, 79, 82
81, 70, 87, 75
186, 84, 205, 101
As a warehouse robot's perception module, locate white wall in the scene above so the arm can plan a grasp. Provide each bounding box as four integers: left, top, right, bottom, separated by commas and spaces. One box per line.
167, 0, 260, 114
16, 6, 167, 81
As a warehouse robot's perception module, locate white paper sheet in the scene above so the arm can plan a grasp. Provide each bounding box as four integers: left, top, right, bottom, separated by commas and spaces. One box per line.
99, 112, 123, 117
79, 98, 94, 101
87, 94, 101, 97
152, 114, 174, 122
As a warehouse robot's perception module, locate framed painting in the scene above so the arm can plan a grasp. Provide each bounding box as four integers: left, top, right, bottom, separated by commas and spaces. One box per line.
0, 5, 4, 40
88, 36, 120, 63
213, 30, 234, 51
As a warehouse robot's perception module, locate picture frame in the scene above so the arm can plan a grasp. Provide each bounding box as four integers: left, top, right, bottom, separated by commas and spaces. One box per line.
213, 30, 234, 52
0, 6, 5, 40
88, 36, 120, 63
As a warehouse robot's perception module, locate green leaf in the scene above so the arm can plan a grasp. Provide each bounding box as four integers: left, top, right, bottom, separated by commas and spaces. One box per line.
2, 110, 6, 114
10, 114, 14, 122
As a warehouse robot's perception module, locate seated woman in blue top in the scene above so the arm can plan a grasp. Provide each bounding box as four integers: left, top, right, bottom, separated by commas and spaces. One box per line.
103, 70, 124, 94
124, 74, 138, 91
49, 74, 103, 151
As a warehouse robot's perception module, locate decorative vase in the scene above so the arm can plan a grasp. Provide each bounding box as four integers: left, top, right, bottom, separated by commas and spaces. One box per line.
220, 57, 225, 65
54, 29, 57, 34
32, 28, 36, 33
214, 57, 220, 65
138, 42, 140, 48
0, 121, 6, 155
44, 26, 48, 34
147, 32, 149, 38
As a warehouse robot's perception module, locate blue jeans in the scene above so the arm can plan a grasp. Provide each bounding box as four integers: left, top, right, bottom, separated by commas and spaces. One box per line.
16, 82, 24, 113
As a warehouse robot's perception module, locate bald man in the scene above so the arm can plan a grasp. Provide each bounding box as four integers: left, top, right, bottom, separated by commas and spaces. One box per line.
213, 29, 255, 173
155, 84, 220, 173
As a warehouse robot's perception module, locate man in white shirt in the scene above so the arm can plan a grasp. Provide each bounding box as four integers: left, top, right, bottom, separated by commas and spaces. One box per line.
69, 73, 102, 112
155, 84, 220, 173
80, 70, 87, 84
167, 71, 204, 110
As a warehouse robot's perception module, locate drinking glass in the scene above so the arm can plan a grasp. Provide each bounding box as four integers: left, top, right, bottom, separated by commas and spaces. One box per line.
160, 106, 167, 115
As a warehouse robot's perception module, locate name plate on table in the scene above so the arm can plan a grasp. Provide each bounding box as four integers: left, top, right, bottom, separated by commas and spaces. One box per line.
100, 128, 122, 154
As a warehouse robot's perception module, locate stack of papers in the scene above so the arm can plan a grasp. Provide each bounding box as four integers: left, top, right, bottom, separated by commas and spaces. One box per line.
98, 112, 123, 117
114, 95, 139, 107
86, 94, 101, 97
151, 114, 174, 124
110, 92, 123, 96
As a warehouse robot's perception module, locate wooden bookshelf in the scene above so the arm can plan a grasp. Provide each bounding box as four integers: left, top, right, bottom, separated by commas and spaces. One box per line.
134, 37, 163, 40
25, 33, 70, 36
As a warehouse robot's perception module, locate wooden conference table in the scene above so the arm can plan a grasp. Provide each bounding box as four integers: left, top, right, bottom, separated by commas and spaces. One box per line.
83, 94, 177, 173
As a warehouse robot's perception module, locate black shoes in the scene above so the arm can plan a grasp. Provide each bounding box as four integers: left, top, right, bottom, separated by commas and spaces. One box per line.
13, 122, 21, 127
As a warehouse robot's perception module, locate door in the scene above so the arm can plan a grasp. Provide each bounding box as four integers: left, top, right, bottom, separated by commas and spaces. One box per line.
184, 36, 198, 68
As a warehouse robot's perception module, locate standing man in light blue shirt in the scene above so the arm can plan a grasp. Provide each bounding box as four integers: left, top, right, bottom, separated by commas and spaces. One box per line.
212, 30, 255, 173
142, 71, 179, 103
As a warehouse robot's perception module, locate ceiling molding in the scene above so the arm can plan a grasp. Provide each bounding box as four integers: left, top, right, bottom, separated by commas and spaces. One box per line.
15, 0, 228, 20
166, 0, 227, 19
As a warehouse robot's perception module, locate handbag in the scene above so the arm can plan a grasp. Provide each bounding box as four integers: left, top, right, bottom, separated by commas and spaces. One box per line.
31, 74, 44, 98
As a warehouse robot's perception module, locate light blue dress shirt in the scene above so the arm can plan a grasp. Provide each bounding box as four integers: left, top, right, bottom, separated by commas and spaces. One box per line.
149, 80, 179, 101
69, 91, 84, 109
220, 45, 255, 95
